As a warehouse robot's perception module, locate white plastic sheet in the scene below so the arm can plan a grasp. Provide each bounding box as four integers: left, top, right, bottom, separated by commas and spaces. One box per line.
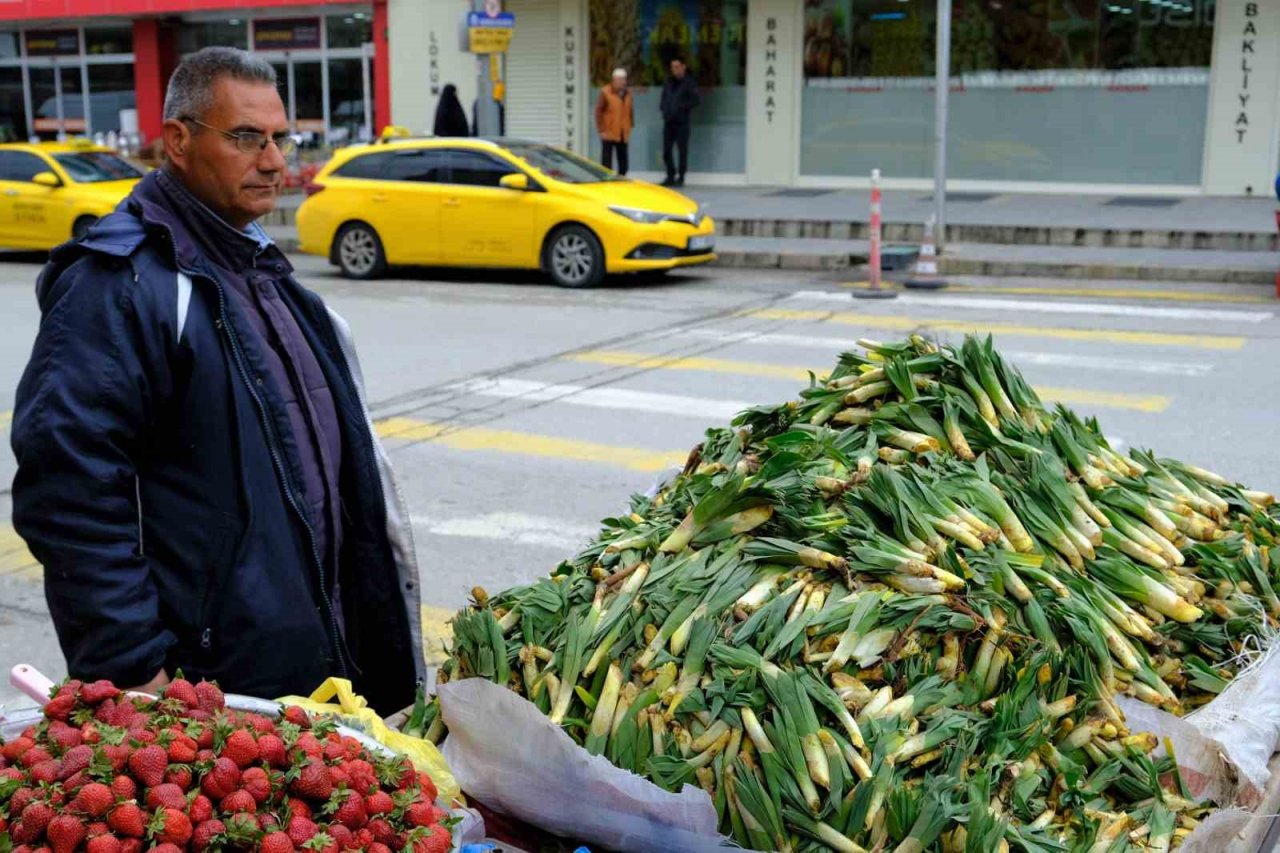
438, 679, 760, 853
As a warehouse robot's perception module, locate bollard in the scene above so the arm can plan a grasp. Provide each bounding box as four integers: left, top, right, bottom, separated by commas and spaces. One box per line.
853, 168, 897, 300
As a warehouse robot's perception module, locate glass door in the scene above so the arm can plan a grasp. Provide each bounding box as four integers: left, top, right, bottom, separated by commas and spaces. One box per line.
293, 60, 324, 146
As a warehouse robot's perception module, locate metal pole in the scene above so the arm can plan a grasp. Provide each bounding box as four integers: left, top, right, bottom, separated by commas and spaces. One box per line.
472, 0, 501, 137
934, 0, 951, 253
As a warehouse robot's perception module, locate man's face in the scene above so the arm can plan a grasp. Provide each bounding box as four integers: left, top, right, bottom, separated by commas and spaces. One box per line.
670, 60, 686, 79
612, 74, 627, 92
162, 76, 289, 229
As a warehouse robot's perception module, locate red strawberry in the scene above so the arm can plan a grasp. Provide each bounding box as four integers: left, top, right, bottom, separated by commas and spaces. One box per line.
126, 745, 167, 788
149, 807, 192, 846
73, 783, 115, 818
44, 693, 75, 722
1, 737, 33, 763
144, 784, 187, 811
409, 825, 451, 853
416, 773, 439, 803
151, 844, 183, 853
261, 831, 294, 853
342, 760, 376, 794
118, 839, 142, 853
330, 790, 367, 830
190, 819, 225, 853
221, 729, 258, 769
85, 822, 108, 839
30, 761, 62, 785
20, 803, 55, 837
46, 815, 86, 853
244, 714, 275, 736
285, 816, 317, 847
363, 791, 393, 817
285, 799, 311, 821
323, 740, 345, 763
199, 757, 240, 801
48, 721, 83, 752
195, 748, 215, 764
404, 801, 434, 828
327, 824, 353, 850
256, 813, 280, 831
80, 681, 120, 706
0, 767, 23, 781
103, 745, 131, 773
326, 765, 350, 787
282, 707, 310, 729
220, 790, 257, 814
192, 726, 214, 751
293, 734, 322, 760
9, 821, 36, 845
162, 679, 199, 709
164, 765, 193, 791
187, 794, 214, 825
10, 787, 37, 816
366, 819, 395, 847
86, 835, 121, 853
241, 767, 272, 804
369, 843, 392, 853
166, 734, 197, 765
194, 681, 225, 713
288, 761, 332, 802
20, 746, 52, 768
257, 735, 288, 769
106, 803, 145, 839
109, 775, 136, 802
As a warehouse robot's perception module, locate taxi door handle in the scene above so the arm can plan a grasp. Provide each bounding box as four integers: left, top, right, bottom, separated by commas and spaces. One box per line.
3, 190, 17, 197
371, 193, 388, 203
444, 198, 461, 207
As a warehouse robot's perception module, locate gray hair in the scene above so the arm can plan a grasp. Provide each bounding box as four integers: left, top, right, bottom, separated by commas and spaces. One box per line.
163, 46, 277, 121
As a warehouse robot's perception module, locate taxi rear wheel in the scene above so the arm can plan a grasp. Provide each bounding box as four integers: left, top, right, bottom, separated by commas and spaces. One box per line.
72, 216, 97, 241
543, 225, 605, 288
334, 222, 387, 280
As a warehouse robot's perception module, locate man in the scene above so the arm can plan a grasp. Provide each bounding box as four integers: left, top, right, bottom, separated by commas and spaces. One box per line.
660, 57, 699, 187
10, 47, 422, 713
594, 68, 634, 175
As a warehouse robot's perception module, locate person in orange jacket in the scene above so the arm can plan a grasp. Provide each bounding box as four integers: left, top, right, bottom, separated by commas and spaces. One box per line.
594, 68, 634, 176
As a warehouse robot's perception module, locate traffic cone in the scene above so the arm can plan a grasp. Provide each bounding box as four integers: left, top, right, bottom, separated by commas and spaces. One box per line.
904, 216, 947, 290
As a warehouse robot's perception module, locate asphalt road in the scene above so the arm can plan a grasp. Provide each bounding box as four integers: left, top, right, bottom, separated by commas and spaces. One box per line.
0, 254, 1276, 709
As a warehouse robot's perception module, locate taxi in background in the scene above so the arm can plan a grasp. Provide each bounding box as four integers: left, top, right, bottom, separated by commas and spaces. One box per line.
296, 132, 716, 287
0, 140, 143, 249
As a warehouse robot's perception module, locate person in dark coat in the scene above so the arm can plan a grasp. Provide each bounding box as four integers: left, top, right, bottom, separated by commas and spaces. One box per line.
660, 57, 700, 187
434, 84, 471, 137
9, 46, 423, 713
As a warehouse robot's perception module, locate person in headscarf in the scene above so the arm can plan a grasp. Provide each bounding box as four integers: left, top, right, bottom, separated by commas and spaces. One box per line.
433, 84, 471, 137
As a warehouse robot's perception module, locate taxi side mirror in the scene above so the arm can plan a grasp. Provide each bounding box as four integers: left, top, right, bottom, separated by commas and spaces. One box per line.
499, 173, 530, 191
32, 171, 61, 188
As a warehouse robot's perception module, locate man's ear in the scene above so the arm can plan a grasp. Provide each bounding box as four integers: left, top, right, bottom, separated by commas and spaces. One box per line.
161, 118, 192, 168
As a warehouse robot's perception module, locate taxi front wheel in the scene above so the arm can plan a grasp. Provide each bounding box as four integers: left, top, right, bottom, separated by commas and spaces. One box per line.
543, 225, 605, 288
334, 222, 387, 280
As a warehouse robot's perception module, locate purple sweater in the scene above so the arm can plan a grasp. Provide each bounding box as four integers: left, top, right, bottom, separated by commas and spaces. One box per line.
155, 171, 344, 601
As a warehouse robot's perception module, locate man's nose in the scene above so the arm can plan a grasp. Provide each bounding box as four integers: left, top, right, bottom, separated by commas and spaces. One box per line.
258, 140, 287, 172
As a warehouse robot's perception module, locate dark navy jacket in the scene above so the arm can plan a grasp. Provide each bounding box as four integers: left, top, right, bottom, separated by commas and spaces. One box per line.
11, 172, 424, 713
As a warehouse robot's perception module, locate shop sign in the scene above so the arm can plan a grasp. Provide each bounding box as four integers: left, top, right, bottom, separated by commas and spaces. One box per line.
253, 18, 321, 51
1232, 2, 1260, 144
467, 11, 515, 54
33, 117, 86, 132
563, 23, 576, 149
762, 17, 778, 124
24, 30, 78, 57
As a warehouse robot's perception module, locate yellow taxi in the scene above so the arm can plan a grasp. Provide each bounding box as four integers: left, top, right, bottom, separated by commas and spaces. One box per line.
0, 140, 142, 249
296, 135, 716, 287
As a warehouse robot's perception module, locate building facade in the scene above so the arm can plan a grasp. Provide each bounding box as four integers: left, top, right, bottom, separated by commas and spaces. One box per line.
0, 0, 390, 151
397, 0, 1280, 197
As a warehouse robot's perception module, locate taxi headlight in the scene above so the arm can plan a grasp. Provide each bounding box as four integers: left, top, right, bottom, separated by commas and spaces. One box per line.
609, 205, 669, 225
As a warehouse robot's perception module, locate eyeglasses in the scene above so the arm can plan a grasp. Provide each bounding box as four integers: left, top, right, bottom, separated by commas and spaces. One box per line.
182, 117, 299, 157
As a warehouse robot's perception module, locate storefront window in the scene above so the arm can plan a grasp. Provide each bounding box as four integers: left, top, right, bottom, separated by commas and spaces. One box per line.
0, 67, 26, 141
328, 58, 368, 144
294, 61, 324, 143
87, 64, 134, 134
85, 27, 132, 56
800, 0, 1214, 185
178, 20, 248, 53
0, 32, 19, 59
589, 0, 747, 174
326, 14, 372, 49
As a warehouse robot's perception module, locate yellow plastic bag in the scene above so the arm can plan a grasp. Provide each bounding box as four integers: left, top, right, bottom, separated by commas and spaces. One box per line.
277, 678, 461, 805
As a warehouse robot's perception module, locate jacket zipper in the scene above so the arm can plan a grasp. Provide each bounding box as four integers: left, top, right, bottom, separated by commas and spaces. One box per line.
189, 263, 349, 677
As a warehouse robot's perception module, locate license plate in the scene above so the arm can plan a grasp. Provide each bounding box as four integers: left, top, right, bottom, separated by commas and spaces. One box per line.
688, 235, 714, 252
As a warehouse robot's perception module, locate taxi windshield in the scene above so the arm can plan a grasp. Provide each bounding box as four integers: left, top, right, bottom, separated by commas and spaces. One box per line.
503, 143, 616, 184
52, 152, 144, 184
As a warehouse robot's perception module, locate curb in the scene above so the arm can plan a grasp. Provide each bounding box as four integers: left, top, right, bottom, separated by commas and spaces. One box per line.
719, 219, 1280, 253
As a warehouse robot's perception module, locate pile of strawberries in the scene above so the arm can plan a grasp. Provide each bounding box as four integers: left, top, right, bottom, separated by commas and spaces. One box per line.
0, 678, 454, 853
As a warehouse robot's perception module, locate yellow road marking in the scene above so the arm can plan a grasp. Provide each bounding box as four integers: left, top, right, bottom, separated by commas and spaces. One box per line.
375, 417, 683, 472
842, 282, 1273, 305
566, 350, 1170, 413
0, 524, 40, 580
420, 605, 455, 666
745, 308, 1246, 351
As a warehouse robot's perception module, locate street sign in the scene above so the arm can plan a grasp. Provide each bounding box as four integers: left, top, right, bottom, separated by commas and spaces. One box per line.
467, 10, 515, 54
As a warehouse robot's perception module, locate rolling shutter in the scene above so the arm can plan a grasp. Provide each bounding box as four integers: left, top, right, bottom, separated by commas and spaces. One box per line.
503, 0, 563, 145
